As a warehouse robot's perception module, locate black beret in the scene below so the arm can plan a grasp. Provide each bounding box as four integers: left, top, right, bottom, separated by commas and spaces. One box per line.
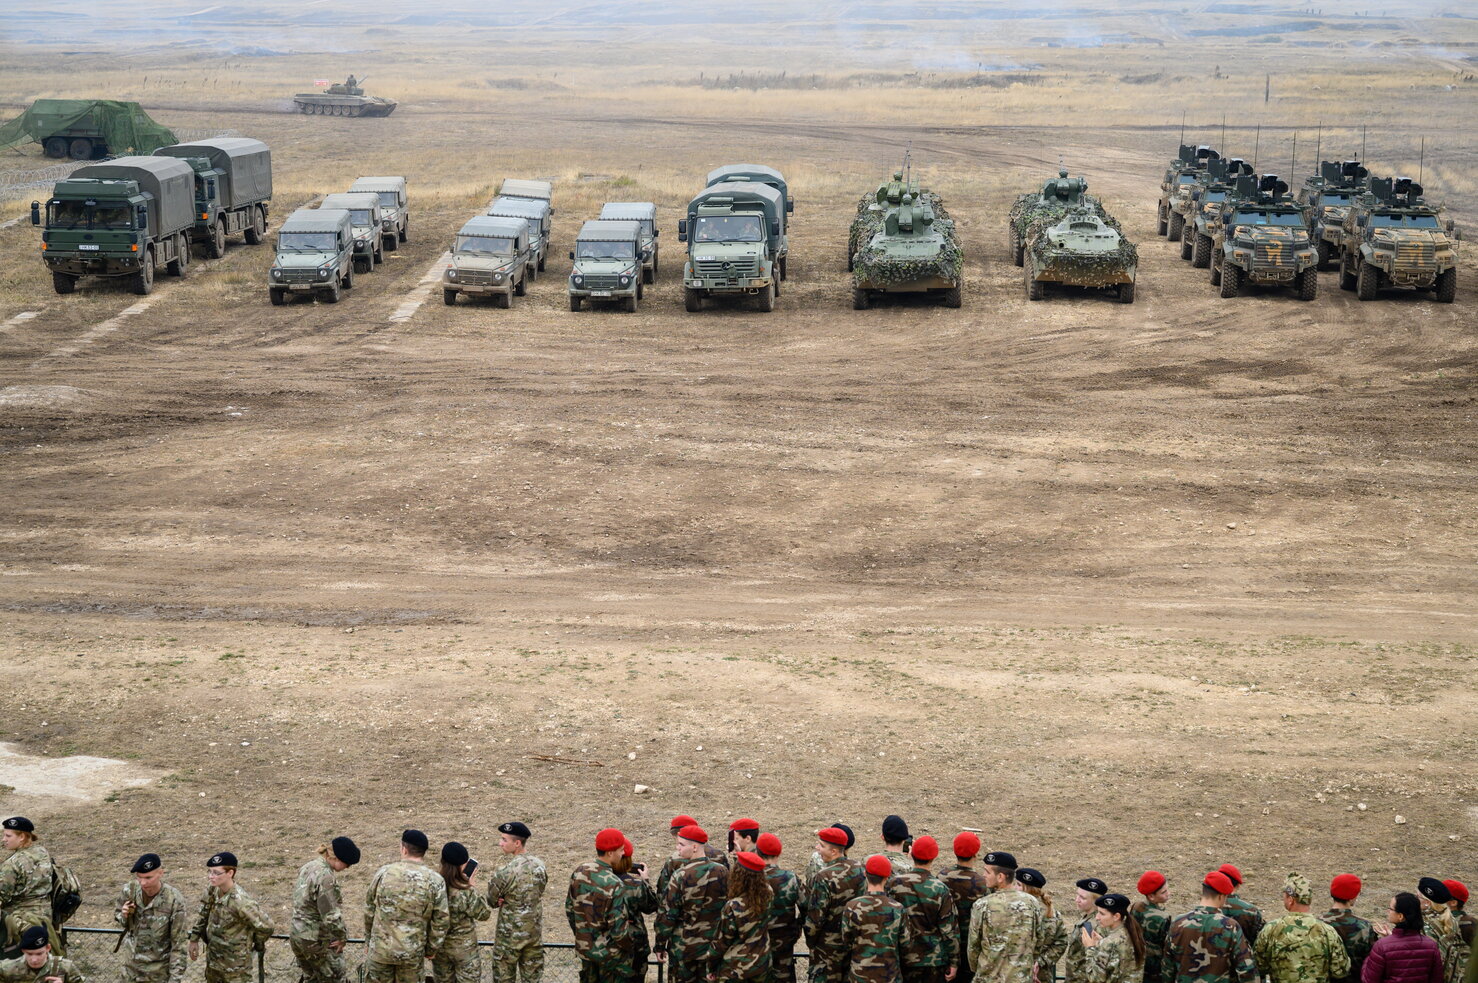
832, 823, 856, 849
207, 851, 237, 868
882, 815, 909, 841
1096, 893, 1132, 915
2, 816, 34, 832
1077, 877, 1109, 895
131, 853, 161, 874
1418, 877, 1452, 904
440, 841, 469, 867
331, 836, 360, 866
19, 926, 48, 950
402, 829, 429, 853
499, 821, 531, 840
1017, 867, 1047, 888
984, 851, 1018, 870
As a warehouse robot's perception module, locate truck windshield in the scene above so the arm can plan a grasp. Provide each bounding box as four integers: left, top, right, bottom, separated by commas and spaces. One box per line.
1370, 213, 1440, 229
1320, 193, 1353, 205
373, 192, 399, 209
278, 232, 338, 251
348, 209, 375, 226
1203, 191, 1228, 203
1177, 174, 1198, 184
1232, 211, 1305, 227
456, 235, 515, 255
50, 201, 133, 229
576, 240, 636, 259
694, 215, 763, 242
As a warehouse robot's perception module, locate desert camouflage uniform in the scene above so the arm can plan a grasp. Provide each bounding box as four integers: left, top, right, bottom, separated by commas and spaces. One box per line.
1316, 909, 1373, 983
843, 894, 907, 983
1065, 916, 1098, 983
363, 861, 450, 983
764, 865, 803, 983
1220, 898, 1263, 948
1037, 907, 1071, 978
432, 886, 492, 983
290, 858, 348, 983
1443, 910, 1474, 983
937, 866, 990, 983
656, 857, 728, 983
113, 880, 190, 983
1085, 925, 1144, 983
188, 884, 276, 983
1163, 906, 1255, 983
490, 854, 548, 983
805, 859, 868, 983
887, 869, 957, 983
1133, 902, 1173, 983
1253, 912, 1350, 983
0, 952, 85, 983
711, 896, 772, 982
0, 846, 55, 952
966, 887, 1048, 983
884, 853, 915, 880
618, 870, 658, 981
566, 860, 634, 983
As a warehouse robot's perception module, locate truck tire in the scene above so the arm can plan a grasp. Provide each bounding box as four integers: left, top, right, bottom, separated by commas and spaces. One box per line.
779, 256, 787, 281
69, 138, 93, 160
132, 247, 155, 296
846, 248, 855, 273
756, 280, 775, 312
1434, 267, 1457, 304
1118, 281, 1136, 304
651, 251, 658, 276
643, 265, 654, 285
624, 295, 638, 313
1026, 269, 1044, 301
1167, 211, 1184, 241
244, 207, 266, 245
322, 281, 340, 304
514, 275, 527, 297
443, 289, 457, 306
1296, 267, 1318, 301
1157, 204, 1168, 237
537, 250, 546, 272
207, 220, 226, 259
167, 234, 189, 277
772, 271, 780, 297
342, 266, 354, 290
1219, 262, 1241, 299
399, 220, 408, 243
496, 292, 511, 309
354, 255, 370, 275
852, 287, 870, 310
44, 137, 67, 159
1356, 259, 1379, 301
383, 232, 398, 253
1316, 239, 1332, 271
942, 284, 962, 309
1180, 228, 1193, 261
1193, 233, 1212, 269
684, 288, 702, 313
1339, 254, 1357, 292
269, 288, 286, 306
568, 295, 582, 312
52, 272, 77, 295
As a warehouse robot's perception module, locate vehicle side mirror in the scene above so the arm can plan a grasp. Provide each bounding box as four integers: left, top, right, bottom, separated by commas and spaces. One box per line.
787, 198, 795, 214
677, 219, 687, 236
136, 204, 148, 228
770, 221, 780, 236
654, 229, 660, 237
30, 201, 41, 226
568, 251, 575, 260
1446, 220, 1455, 233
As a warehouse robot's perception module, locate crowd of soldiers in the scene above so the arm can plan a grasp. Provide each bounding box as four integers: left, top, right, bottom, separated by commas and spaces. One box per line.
0, 813, 1473, 983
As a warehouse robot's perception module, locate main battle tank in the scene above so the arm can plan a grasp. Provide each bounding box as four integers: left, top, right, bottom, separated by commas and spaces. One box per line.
1011, 170, 1137, 303
848, 171, 962, 308
292, 76, 397, 118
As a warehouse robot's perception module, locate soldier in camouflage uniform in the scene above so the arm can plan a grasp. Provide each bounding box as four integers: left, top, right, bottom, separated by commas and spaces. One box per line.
881, 818, 914, 879
0, 926, 84, 983
1216, 868, 1263, 948
115, 853, 190, 983
843, 857, 908, 983
805, 828, 867, 983
489, 823, 547, 983
1441, 881, 1473, 983
1253, 874, 1350, 983
1016, 869, 1068, 979
1318, 875, 1373, 983
363, 831, 451, 983
290, 837, 360, 983
566, 829, 635, 983
657, 817, 699, 900
615, 838, 657, 982
655, 826, 728, 983
434, 842, 491, 983
187, 852, 276, 983
1064, 879, 1110, 983
710, 853, 774, 983
0, 818, 57, 956
757, 834, 801, 983
1162, 872, 1255, 983
803, 824, 856, 899
966, 851, 1048, 983
728, 821, 762, 859
938, 834, 989, 983
885, 836, 957, 983
1418, 880, 1454, 951
1132, 872, 1172, 983
1080, 895, 1145, 983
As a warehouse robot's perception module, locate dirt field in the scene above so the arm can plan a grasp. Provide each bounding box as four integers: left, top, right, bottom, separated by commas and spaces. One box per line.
1, 0, 1476, 944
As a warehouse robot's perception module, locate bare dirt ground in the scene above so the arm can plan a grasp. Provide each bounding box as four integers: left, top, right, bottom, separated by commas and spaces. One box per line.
1, 3, 1477, 944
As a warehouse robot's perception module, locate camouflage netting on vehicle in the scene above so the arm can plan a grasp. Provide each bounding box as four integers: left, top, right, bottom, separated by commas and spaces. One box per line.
1009, 192, 1109, 243
853, 227, 963, 286
0, 100, 176, 154
850, 190, 956, 247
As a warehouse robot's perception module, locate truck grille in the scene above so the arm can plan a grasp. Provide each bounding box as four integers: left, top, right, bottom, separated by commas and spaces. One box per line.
1253, 242, 1291, 266
456, 270, 496, 286
281, 269, 321, 284
696, 258, 757, 278
1395, 240, 1435, 269
581, 274, 621, 289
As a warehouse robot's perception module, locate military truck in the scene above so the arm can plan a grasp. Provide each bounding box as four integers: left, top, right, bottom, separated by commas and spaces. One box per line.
33, 155, 196, 295
0, 99, 176, 160
1012, 170, 1136, 303
486, 196, 552, 275
706, 164, 794, 279
599, 202, 659, 283
442, 216, 531, 308
568, 220, 645, 312
154, 137, 273, 258
268, 208, 355, 305
1298, 160, 1370, 270
850, 190, 962, 309
1158, 144, 1219, 239
1338, 176, 1457, 303
1183, 157, 1252, 267
1209, 174, 1318, 300
678, 182, 786, 312
349, 176, 408, 251
292, 76, 397, 117
319, 192, 384, 273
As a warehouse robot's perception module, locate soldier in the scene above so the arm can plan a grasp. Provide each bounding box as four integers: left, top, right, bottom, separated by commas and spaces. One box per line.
0, 926, 83, 983
756, 833, 801, 983
804, 824, 857, 898
1162, 871, 1255, 983
114, 853, 190, 983
966, 850, 1047, 983
1216, 867, 1264, 947
937, 834, 990, 983
1080, 894, 1146, 983
1417, 879, 1454, 949
1016, 869, 1068, 979
1317, 875, 1373, 983
881, 818, 914, 878
886, 836, 957, 983
842, 856, 907, 983
657, 816, 699, 899
1253, 873, 1350, 983
655, 825, 727, 983
489, 822, 547, 983
1132, 872, 1172, 983
566, 828, 635, 983
1441, 880, 1473, 983
615, 837, 657, 982
729, 820, 762, 857
709, 852, 774, 983
363, 830, 451, 983
434, 841, 491, 983
0, 817, 56, 956
187, 852, 276, 983
805, 827, 868, 983
290, 837, 360, 983
1064, 879, 1110, 983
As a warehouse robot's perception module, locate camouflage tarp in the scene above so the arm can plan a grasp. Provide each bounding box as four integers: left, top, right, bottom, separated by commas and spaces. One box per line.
853, 227, 963, 285
1012, 193, 1137, 286
0, 99, 176, 154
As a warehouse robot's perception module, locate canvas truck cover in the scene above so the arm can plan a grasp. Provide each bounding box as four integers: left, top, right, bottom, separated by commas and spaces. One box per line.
154, 137, 272, 208
706, 164, 791, 210
499, 178, 553, 202
349, 176, 407, 204
577, 219, 642, 243
68, 156, 196, 237
281, 207, 351, 235
487, 196, 552, 232
0, 99, 176, 154
687, 182, 786, 245
459, 215, 527, 239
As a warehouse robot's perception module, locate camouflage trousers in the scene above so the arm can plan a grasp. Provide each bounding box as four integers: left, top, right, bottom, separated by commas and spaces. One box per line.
121, 964, 172, 983
632, 939, 651, 983
807, 948, 848, 983
433, 947, 483, 983
492, 939, 544, 983
291, 938, 348, 983
904, 967, 948, 983
364, 960, 425, 983
578, 958, 635, 983
668, 946, 715, 983
767, 947, 796, 983
205, 966, 254, 983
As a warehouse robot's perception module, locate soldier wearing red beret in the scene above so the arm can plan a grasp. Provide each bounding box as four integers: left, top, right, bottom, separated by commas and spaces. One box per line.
708, 853, 773, 983
936, 835, 989, 983
842, 857, 907, 983
654, 827, 727, 983
1442, 881, 1473, 983
566, 830, 635, 983
804, 829, 867, 983
1217, 865, 1264, 946
1319, 875, 1374, 983
757, 834, 802, 983
1132, 872, 1172, 983
1163, 873, 1256, 983
885, 837, 958, 983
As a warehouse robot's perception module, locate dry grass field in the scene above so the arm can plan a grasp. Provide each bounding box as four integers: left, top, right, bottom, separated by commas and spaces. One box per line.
1, 0, 1476, 952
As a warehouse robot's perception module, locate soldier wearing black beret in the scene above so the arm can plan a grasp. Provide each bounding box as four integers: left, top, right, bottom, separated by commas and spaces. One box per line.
290, 837, 360, 983
1064, 878, 1110, 983
115, 853, 190, 983
1080, 894, 1145, 983
4, 923, 85, 983
0, 816, 58, 956
489, 822, 548, 983
187, 851, 276, 983
1017, 868, 1070, 980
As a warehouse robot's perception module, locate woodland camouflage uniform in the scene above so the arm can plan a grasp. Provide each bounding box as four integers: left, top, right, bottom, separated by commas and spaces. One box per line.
937, 866, 990, 983
1133, 901, 1173, 983
764, 865, 803, 983
489, 854, 548, 983
1220, 898, 1263, 948
710, 896, 772, 983
1163, 906, 1255, 983
188, 885, 275, 983
655, 857, 728, 983
842, 894, 907, 983
805, 858, 867, 983
886, 868, 957, 982
617, 870, 658, 982
1316, 909, 1373, 983
113, 880, 190, 983
566, 860, 634, 983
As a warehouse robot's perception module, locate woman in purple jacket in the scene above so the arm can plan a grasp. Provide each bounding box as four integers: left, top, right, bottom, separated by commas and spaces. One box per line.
1364, 893, 1444, 983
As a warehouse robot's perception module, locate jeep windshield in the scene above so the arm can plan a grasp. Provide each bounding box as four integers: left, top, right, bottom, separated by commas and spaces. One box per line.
456, 235, 516, 255
1370, 213, 1440, 229
694, 215, 763, 242
1232, 211, 1305, 227
50, 201, 133, 229
347, 209, 375, 226
372, 192, 400, 209
278, 232, 338, 251
1177, 175, 1198, 184
576, 240, 636, 260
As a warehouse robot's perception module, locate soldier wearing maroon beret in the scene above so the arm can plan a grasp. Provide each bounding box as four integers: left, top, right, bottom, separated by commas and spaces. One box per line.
757, 834, 802, 983
805, 829, 867, 983
1319, 875, 1374, 983
1133, 872, 1173, 983
937, 834, 990, 983
1163, 872, 1256, 983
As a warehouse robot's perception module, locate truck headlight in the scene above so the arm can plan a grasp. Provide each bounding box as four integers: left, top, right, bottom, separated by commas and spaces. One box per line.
619, 275, 630, 286
356, 237, 366, 246
271, 268, 282, 280
318, 267, 331, 280
573, 275, 584, 286
447, 269, 457, 280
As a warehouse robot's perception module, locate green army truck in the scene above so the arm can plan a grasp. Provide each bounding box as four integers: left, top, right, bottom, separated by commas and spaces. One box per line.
1210, 174, 1319, 301
0, 99, 176, 160
33, 155, 196, 295
679, 182, 786, 313
706, 164, 793, 279
599, 202, 659, 283
319, 192, 384, 273
349, 176, 408, 251
1298, 160, 1369, 270
442, 216, 531, 308
1339, 176, 1457, 303
487, 196, 552, 275
268, 208, 355, 305
568, 220, 644, 312
1158, 144, 1219, 239
154, 137, 273, 258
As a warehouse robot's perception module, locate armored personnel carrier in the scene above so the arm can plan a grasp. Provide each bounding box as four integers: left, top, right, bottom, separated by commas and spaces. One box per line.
1338, 176, 1457, 302
1183, 157, 1252, 267
1209, 174, 1318, 300
293, 76, 397, 117
850, 188, 962, 309
1158, 144, 1219, 239
1299, 160, 1369, 269
1011, 170, 1137, 303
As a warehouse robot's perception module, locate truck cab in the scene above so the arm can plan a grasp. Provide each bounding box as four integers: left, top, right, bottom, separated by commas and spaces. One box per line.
319, 192, 384, 273
1210, 174, 1318, 300
443, 215, 531, 308
679, 181, 785, 313
269, 208, 355, 305
486, 195, 553, 275
599, 202, 659, 283
568, 220, 644, 312
349, 176, 408, 250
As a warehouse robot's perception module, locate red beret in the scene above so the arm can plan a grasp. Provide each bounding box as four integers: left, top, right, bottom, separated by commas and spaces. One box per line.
595, 828, 625, 852
622, 837, 634, 859
817, 827, 849, 847
1217, 864, 1243, 887
911, 836, 939, 862
1138, 871, 1167, 896
953, 832, 981, 859
1330, 874, 1362, 902
670, 815, 698, 830
1443, 880, 1468, 904
730, 818, 760, 833
756, 833, 783, 857
865, 854, 894, 878
1204, 871, 1235, 896
678, 824, 708, 844
735, 851, 765, 872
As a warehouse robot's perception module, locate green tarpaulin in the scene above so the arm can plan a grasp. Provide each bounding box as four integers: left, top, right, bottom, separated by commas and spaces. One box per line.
0, 99, 176, 154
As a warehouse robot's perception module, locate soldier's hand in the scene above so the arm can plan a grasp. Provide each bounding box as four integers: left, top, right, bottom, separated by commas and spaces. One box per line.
189, 942, 200, 962
121, 901, 136, 917
946, 969, 957, 981
44, 977, 63, 983
655, 952, 667, 963
329, 940, 346, 954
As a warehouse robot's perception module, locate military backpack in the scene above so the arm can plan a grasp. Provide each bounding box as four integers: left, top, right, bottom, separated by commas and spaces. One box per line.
51, 862, 83, 926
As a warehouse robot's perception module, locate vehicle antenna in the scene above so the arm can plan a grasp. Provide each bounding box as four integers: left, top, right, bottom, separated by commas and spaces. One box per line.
1221, 113, 1226, 154
1314, 120, 1321, 168
1290, 132, 1297, 181
1252, 123, 1260, 171
903, 141, 912, 189
1418, 135, 1424, 185
1362, 124, 1367, 164
1179, 110, 1185, 147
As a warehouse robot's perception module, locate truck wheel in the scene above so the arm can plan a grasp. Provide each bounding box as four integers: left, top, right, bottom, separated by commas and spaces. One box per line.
323, 281, 341, 304
772, 271, 780, 297
1355, 259, 1379, 301
132, 248, 155, 296
52, 272, 77, 295
443, 289, 457, 306
643, 265, 654, 285
651, 252, 657, 276
383, 233, 398, 253
1219, 262, 1241, 299
852, 287, 870, 310
374, 245, 383, 266
779, 256, 788, 281
167, 234, 189, 277
1339, 255, 1357, 292
1012, 236, 1024, 268
1193, 234, 1212, 269
1167, 212, 1184, 241
1180, 228, 1194, 261
514, 276, 527, 297
537, 250, 546, 272
684, 288, 702, 313
207, 220, 226, 259
1316, 240, 1332, 271
399, 221, 408, 244
942, 284, 962, 309
270, 288, 286, 306
1156, 205, 1168, 237
244, 207, 266, 245
68, 138, 93, 160
756, 280, 775, 312
1434, 267, 1457, 304
354, 256, 369, 274
568, 295, 582, 312
342, 266, 354, 290
1026, 269, 1044, 302
44, 137, 67, 158
1296, 268, 1318, 301
496, 292, 511, 309
1118, 281, 1136, 304
624, 295, 638, 313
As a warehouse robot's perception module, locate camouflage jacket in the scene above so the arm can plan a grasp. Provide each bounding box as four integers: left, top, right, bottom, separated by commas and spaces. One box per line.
291, 858, 346, 944
0, 847, 53, 916
764, 865, 802, 951
364, 860, 450, 965
886, 868, 957, 968
1317, 909, 1373, 983
0, 953, 85, 983
711, 896, 773, 981
842, 894, 906, 983
1134, 901, 1173, 983
1254, 912, 1351, 983
1164, 905, 1256, 983
1065, 915, 1097, 982
801, 851, 829, 900
566, 859, 634, 969
188, 884, 275, 978
1039, 909, 1072, 974
706, 844, 731, 869
488, 854, 547, 946
112, 880, 190, 983
1443, 911, 1475, 983
1221, 897, 1264, 947
884, 852, 914, 879
618, 871, 659, 956
443, 886, 492, 955
938, 865, 991, 965
804, 858, 868, 972
967, 887, 1048, 983
656, 856, 685, 902
655, 857, 728, 962
1085, 925, 1145, 983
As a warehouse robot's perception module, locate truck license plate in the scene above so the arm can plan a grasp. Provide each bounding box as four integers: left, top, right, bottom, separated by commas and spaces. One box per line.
78, 244, 100, 251
592, 290, 612, 297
